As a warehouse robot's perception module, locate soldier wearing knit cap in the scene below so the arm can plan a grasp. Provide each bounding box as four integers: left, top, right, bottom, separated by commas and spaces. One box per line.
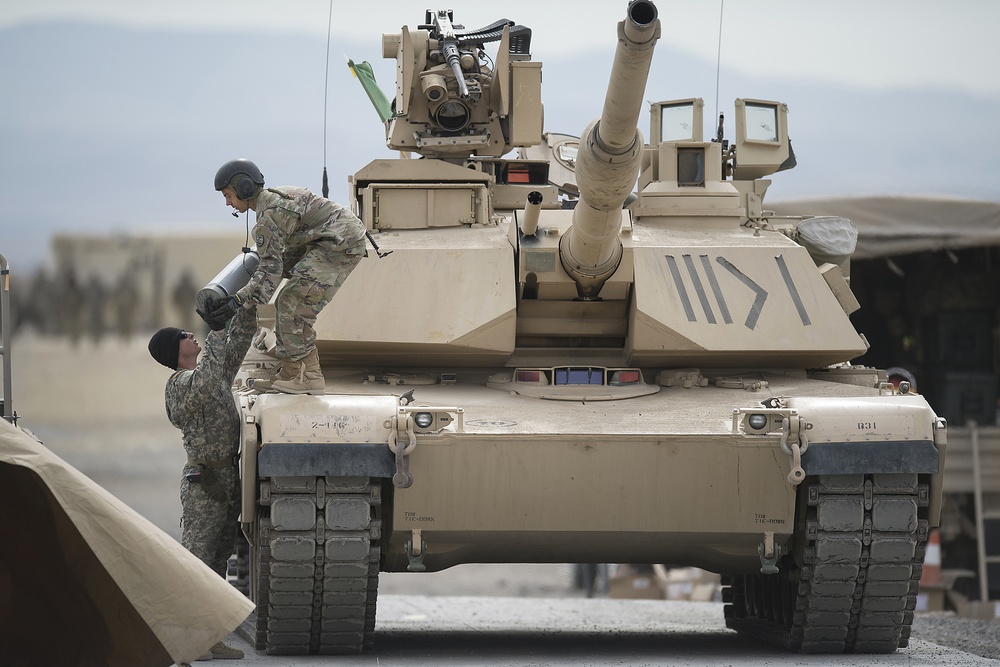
147, 326, 187, 371
147, 309, 257, 661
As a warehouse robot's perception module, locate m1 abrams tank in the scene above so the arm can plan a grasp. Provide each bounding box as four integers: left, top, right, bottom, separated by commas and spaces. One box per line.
216, 0, 944, 655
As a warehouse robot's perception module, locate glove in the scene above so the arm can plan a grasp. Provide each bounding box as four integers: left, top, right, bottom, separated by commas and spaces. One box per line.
196, 294, 222, 329
205, 294, 244, 331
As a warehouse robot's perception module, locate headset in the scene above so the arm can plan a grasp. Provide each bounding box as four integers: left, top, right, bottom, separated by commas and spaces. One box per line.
235, 174, 258, 200
214, 158, 264, 201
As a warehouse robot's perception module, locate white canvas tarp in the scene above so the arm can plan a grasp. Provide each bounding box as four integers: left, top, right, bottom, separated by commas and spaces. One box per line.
0, 418, 254, 666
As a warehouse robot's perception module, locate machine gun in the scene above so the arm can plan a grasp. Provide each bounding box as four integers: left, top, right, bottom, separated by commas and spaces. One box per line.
382, 10, 537, 158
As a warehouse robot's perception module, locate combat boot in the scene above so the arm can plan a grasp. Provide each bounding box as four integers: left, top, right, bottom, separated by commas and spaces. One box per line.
195, 640, 244, 660
245, 360, 285, 391
271, 349, 325, 394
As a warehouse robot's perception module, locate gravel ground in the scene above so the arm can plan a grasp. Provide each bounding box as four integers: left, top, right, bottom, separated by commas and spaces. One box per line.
379, 564, 1000, 661
912, 613, 1000, 661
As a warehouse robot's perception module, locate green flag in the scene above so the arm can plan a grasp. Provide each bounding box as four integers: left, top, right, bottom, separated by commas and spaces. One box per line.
346, 57, 393, 123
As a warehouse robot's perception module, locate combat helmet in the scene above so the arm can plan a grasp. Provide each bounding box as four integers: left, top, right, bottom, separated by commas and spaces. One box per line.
215, 158, 265, 201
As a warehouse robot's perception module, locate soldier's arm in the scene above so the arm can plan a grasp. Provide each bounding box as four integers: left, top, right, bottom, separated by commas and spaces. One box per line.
221, 304, 258, 381
171, 327, 231, 404
237, 205, 288, 307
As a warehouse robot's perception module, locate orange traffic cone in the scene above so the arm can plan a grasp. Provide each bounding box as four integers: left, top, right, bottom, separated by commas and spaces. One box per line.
920, 528, 942, 587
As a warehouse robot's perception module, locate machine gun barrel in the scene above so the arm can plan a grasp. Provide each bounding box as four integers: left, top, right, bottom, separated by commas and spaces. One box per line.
433, 10, 470, 99
442, 40, 469, 99
560, 0, 660, 298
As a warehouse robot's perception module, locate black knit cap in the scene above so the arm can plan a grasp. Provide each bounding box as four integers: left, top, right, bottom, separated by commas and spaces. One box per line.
148, 327, 185, 370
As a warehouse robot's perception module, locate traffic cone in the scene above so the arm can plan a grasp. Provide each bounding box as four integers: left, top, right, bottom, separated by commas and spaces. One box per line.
920, 528, 942, 587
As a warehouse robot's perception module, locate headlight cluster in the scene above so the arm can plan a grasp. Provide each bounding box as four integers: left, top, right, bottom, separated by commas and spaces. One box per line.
410, 410, 454, 433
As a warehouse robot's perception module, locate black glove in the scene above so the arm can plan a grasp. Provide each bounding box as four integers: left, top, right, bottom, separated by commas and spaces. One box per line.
205, 294, 244, 331
196, 294, 222, 329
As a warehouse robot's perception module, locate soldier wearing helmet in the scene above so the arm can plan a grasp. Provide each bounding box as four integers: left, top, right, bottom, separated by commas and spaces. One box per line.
205, 159, 367, 393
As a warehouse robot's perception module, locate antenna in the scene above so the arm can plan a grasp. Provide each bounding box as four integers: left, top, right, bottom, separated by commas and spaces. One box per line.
320, 0, 391, 259
322, 0, 334, 198
714, 0, 725, 127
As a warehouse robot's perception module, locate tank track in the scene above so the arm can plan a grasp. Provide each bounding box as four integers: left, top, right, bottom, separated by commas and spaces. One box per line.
723, 473, 929, 653
227, 529, 250, 596
250, 476, 381, 655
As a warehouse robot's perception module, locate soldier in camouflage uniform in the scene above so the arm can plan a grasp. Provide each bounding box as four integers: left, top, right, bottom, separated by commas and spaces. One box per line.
203, 158, 366, 394
147, 307, 257, 660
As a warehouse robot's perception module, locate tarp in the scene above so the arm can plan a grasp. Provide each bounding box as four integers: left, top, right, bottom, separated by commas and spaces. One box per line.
771, 196, 1000, 260
0, 419, 254, 666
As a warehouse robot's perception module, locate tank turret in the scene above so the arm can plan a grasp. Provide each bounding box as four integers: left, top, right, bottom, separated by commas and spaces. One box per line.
560, 0, 660, 299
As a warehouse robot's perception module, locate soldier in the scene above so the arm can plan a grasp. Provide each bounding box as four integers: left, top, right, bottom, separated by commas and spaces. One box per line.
113, 269, 140, 341
201, 158, 366, 394
147, 305, 257, 661
59, 269, 84, 346
172, 269, 199, 335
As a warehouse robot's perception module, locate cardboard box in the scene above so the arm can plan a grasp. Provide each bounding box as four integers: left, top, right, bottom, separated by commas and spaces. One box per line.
606, 565, 722, 602
916, 569, 975, 613
916, 586, 947, 612
608, 574, 663, 600
948, 590, 1000, 620
662, 567, 722, 602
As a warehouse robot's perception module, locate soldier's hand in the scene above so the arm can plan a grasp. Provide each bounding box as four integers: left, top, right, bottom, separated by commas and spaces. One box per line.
204, 312, 229, 331
206, 294, 244, 330
196, 294, 222, 328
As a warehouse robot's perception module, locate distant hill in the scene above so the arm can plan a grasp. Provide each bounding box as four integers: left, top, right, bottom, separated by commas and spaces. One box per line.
2, 21, 997, 269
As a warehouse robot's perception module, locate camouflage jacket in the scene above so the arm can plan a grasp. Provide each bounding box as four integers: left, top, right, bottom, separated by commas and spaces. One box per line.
164, 306, 256, 463
237, 186, 367, 306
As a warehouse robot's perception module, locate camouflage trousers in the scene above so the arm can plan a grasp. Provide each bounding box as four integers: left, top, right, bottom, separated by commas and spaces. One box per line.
277, 238, 365, 361
180, 464, 240, 577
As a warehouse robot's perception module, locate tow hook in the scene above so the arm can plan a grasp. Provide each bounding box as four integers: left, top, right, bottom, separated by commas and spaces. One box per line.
733, 406, 812, 486
388, 412, 416, 488
406, 529, 427, 572
758, 531, 781, 574
780, 416, 811, 486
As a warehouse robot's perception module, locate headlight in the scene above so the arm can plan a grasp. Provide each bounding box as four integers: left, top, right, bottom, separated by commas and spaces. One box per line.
747, 413, 769, 431
414, 412, 434, 429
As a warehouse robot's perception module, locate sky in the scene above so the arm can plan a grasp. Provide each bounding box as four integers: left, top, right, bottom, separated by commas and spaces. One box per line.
1, 0, 998, 271
3, 0, 998, 96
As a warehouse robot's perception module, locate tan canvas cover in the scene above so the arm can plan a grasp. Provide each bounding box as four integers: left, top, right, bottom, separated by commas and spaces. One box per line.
772, 196, 1000, 260
0, 419, 254, 666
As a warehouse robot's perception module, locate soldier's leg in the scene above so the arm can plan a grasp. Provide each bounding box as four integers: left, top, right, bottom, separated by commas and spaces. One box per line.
274, 241, 363, 361
180, 469, 232, 577
210, 468, 242, 576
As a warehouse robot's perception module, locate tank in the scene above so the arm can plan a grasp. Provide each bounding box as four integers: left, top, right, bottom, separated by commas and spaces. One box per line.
220, 1, 945, 655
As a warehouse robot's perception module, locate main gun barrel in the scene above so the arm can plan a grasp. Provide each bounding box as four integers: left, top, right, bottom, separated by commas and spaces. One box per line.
559, 0, 660, 298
